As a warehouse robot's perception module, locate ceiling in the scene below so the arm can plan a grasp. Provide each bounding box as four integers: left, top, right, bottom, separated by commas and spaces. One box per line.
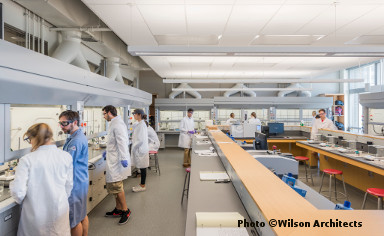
81, 0, 384, 79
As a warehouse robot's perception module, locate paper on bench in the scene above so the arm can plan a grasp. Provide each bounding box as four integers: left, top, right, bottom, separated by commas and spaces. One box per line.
196, 212, 249, 236
200, 171, 229, 181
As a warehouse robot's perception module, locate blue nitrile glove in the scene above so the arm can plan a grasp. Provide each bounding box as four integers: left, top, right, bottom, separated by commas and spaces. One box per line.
188, 130, 195, 134
194, 130, 197, 134
102, 151, 106, 158
121, 160, 128, 168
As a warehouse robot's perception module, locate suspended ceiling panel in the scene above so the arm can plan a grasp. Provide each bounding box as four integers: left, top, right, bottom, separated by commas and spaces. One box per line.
82, 0, 384, 79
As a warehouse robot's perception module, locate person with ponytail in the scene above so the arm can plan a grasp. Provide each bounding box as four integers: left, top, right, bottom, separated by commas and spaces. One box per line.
10, 123, 73, 236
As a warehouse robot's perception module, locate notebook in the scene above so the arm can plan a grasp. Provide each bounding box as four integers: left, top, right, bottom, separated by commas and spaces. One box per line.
196, 212, 249, 236
199, 171, 230, 181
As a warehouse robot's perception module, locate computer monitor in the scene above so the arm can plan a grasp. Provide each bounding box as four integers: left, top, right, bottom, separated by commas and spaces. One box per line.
268, 122, 284, 136
254, 132, 268, 150
256, 125, 261, 133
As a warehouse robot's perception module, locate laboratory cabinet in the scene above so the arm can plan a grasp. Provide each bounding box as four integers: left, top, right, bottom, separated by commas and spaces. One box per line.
87, 155, 108, 214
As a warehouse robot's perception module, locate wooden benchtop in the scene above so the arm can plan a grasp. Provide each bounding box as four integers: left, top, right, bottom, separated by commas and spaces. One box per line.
209, 130, 384, 236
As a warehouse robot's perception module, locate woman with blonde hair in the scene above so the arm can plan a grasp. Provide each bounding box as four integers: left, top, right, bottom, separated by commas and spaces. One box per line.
10, 123, 73, 236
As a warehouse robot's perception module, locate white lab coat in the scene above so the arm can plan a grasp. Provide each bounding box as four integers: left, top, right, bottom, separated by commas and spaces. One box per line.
106, 116, 131, 183
131, 120, 149, 169
311, 116, 317, 126
10, 145, 73, 236
148, 126, 160, 151
310, 117, 337, 139
248, 117, 262, 125
178, 116, 195, 149
226, 118, 238, 124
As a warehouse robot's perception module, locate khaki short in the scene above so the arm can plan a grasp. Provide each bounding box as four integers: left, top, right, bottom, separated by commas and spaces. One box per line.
106, 181, 124, 194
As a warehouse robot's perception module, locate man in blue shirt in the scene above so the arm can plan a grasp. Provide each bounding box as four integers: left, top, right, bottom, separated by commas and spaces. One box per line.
60, 110, 89, 236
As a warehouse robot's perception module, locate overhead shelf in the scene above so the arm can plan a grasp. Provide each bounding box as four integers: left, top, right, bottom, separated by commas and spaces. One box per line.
155, 98, 214, 110
213, 96, 333, 109
0, 40, 152, 107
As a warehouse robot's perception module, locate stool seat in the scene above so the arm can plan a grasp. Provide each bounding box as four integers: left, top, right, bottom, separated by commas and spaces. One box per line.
186, 167, 191, 173
367, 188, 384, 198
295, 156, 309, 161
149, 150, 158, 154
323, 169, 343, 175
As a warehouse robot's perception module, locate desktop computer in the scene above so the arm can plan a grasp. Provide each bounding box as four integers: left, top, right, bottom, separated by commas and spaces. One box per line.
268, 122, 284, 136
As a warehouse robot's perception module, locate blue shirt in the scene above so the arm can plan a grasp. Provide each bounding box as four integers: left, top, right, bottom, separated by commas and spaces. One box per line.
63, 129, 89, 228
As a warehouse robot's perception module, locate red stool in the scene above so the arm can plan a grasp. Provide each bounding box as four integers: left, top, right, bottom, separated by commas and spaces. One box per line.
294, 156, 314, 186
181, 168, 191, 204
362, 188, 384, 209
149, 150, 160, 175
319, 169, 348, 201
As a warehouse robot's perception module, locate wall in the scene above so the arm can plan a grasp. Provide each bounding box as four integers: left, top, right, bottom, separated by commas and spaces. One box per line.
139, 70, 342, 98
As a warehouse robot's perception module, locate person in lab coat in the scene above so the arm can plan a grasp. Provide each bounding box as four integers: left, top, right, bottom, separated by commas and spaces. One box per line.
226, 113, 238, 124
59, 110, 89, 236
311, 108, 337, 139
131, 109, 149, 192
179, 108, 195, 167
102, 105, 131, 225
311, 111, 317, 126
10, 123, 73, 236
143, 114, 160, 152
248, 112, 262, 125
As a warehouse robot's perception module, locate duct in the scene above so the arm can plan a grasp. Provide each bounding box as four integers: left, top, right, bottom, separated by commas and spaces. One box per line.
277, 83, 312, 97
15, 0, 150, 71
106, 57, 124, 83
169, 83, 202, 99
223, 83, 257, 97
51, 31, 90, 71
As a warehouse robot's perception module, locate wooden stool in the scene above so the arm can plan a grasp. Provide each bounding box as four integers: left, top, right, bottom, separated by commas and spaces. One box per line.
319, 169, 348, 201
181, 168, 191, 204
294, 156, 314, 186
149, 150, 160, 175
362, 188, 384, 209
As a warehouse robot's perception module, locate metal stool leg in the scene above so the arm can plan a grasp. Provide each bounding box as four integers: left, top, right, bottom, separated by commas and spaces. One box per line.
378, 197, 383, 210
362, 192, 369, 209
181, 172, 188, 204
319, 171, 325, 193
186, 171, 191, 198
328, 174, 333, 201
341, 175, 348, 201
304, 161, 308, 182
156, 154, 160, 175
334, 174, 338, 201
307, 160, 314, 186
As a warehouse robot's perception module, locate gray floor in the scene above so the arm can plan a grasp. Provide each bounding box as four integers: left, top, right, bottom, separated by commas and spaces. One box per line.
298, 163, 380, 210
88, 148, 187, 236
88, 149, 381, 236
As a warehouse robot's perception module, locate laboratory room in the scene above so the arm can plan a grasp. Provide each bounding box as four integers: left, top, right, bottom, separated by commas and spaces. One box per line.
3, 1, 384, 236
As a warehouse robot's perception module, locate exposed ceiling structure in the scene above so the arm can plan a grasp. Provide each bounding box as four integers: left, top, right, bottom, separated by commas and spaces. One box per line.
82, 0, 384, 80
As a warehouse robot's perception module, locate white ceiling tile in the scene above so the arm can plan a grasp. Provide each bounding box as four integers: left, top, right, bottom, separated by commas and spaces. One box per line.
186, 5, 233, 35
82, 0, 134, 4
137, 5, 186, 35
185, 0, 235, 4
262, 5, 330, 35
224, 5, 280, 35
136, 0, 184, 5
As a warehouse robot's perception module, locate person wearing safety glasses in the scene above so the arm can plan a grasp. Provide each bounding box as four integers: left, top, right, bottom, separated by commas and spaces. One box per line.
59, 110, 89, 236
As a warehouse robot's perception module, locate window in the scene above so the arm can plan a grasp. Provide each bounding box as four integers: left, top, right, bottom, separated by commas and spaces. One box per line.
346, 60, 382, 132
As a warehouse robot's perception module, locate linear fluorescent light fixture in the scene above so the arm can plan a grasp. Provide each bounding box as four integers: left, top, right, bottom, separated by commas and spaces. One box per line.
251, 35, 325, 45
135, 52, 227, 56
163, 79, 364, 84
333, 53, 384, 57
234, 52, 328, 57
171, 88, 313, 92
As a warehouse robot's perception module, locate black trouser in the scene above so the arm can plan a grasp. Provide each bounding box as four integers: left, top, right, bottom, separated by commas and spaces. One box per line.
140, 168, 147, 185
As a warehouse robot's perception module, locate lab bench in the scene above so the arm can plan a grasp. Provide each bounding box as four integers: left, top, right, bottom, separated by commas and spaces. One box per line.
157, 130, 180, 148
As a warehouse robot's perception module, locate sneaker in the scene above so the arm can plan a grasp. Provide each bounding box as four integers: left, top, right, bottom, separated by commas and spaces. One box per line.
132, 185, 146, 192
105, 208, 122, 217
119, 209, 132, 225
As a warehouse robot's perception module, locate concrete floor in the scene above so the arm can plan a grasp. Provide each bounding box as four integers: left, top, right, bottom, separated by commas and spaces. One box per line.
88, 148, 381, 236
88, 148, 187, 236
